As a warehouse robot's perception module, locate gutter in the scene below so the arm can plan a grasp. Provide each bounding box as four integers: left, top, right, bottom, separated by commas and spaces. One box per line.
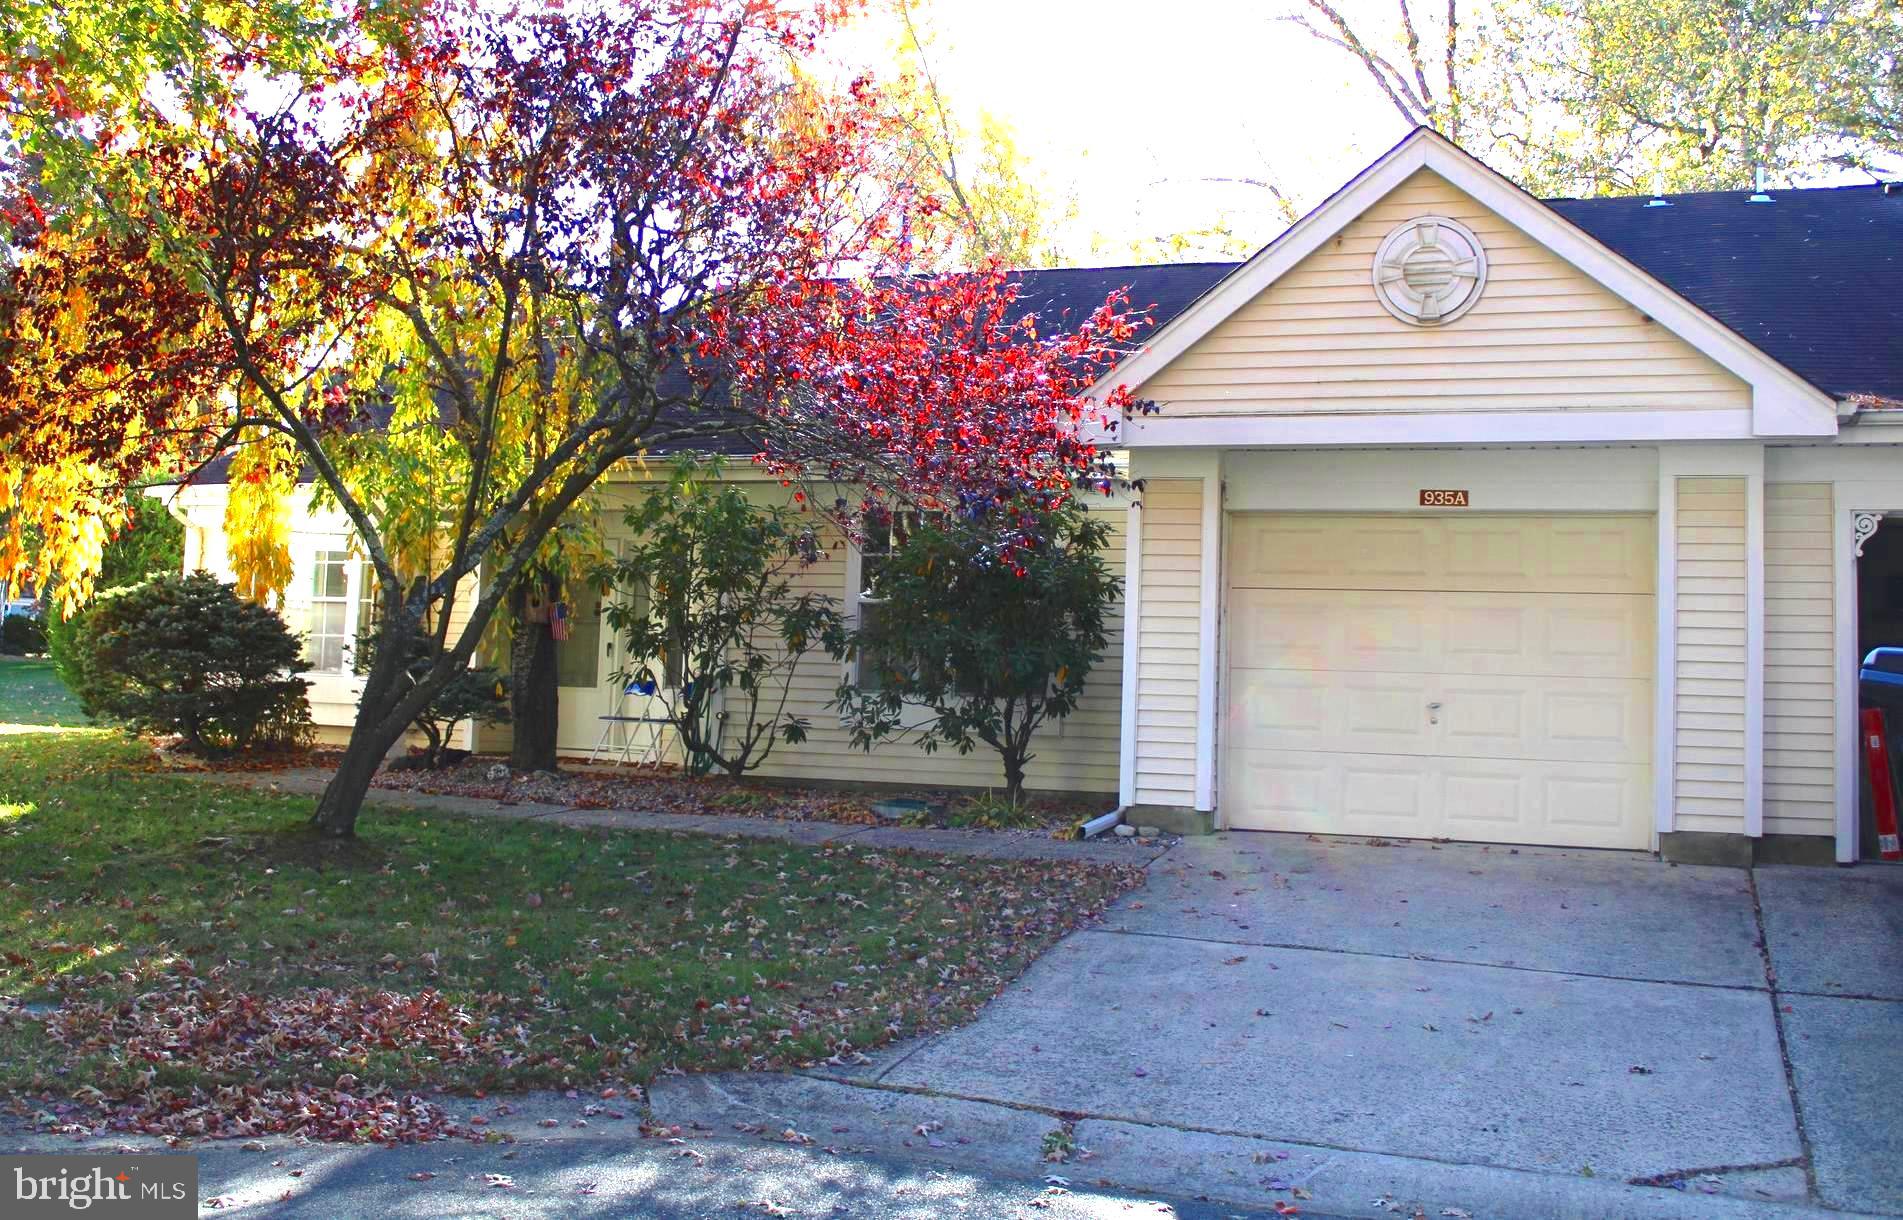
156, 487, 194, 537
1840, 394, 1903, 425
1079, 807, 1124, 839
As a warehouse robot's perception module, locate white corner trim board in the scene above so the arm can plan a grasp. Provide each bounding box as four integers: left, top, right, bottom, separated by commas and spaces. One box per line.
1194, 469, 1222, 813
1835, 503, 1860, 863
1655, 471, 1678, 839
1745, 467, 1766, 838
1118, 491, 1142, 810
1093, 127, 1837, 440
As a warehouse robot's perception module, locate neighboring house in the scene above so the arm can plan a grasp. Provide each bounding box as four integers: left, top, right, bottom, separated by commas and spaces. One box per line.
161, 127, 1903, 866
3, 585, 40, 620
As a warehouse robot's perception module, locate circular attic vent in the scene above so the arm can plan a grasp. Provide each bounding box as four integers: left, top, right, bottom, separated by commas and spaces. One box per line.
1372, 215, 1487, 325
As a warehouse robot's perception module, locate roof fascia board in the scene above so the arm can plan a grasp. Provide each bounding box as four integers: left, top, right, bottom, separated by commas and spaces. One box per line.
1119, 406, 1761, 447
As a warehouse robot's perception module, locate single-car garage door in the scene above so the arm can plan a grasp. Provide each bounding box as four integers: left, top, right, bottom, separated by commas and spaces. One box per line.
1223, 514, 1655, 849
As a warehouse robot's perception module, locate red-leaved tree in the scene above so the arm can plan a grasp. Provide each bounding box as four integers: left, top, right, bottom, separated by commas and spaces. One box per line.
0, 0, 1143, 835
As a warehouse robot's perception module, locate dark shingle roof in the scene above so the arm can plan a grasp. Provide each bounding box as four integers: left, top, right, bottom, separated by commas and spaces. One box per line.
1003, 261, 1238, 337
1547, 183, 1903, 400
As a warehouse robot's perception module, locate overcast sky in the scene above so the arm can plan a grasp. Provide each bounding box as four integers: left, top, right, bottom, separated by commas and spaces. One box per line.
835, 0, 1422, 262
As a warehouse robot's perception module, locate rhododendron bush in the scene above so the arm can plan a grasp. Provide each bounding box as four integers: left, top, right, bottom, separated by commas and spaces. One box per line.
0, 0, 1146, 835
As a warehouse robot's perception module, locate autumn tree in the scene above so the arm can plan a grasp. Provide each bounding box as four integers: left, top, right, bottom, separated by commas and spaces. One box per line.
1508, 0, 1903, 190
1, 0, 1145, 836
874, 0, 1074, 268
1283, 0, 1901, 194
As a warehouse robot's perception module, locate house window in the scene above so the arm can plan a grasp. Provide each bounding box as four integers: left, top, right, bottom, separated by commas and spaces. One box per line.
300, 548, 376, 675
618, 573, 686, 690
852, 511, 940, 691
305, 550, 354, 673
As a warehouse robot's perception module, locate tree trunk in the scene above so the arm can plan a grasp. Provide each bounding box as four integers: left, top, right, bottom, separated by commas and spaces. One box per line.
1001, 753, 1027, 807
311, 730, 397, 837
309, 602, 424, 837
509, 577, 560, 772
311, 691, 410, 837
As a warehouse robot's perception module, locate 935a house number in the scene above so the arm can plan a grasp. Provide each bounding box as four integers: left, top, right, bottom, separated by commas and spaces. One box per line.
1419, 489, 1471, 507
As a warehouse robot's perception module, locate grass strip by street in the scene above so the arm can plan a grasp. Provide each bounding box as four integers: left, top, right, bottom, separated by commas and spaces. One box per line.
0, 731, 1142, 1144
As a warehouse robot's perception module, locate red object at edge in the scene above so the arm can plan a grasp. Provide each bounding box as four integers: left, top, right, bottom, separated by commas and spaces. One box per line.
1860, 706, 1903, 861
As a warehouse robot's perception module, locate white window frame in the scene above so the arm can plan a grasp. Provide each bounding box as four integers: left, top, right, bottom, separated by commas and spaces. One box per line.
842, 512, 953, 728
841, 510, 1055, 735
297, 544, 376, 678
845, 510, 948, 690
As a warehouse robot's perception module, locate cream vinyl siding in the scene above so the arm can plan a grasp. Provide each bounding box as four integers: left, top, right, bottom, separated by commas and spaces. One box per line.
1139, 169, 1750, 417
1674, 477, 1749, 833
1132, 479, 1203, 807
1764, 483, 1836, 838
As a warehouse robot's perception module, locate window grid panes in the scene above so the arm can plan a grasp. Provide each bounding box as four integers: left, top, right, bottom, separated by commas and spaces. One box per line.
307, 550, 352, 673
855, 512, 939, 691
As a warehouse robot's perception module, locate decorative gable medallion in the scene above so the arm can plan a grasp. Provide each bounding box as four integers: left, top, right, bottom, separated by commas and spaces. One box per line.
1372, 215, 1487, 325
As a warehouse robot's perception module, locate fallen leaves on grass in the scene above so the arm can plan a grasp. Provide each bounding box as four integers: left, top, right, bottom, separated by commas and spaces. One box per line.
3, 732, 1146, 1147
42, 967, 495, 1142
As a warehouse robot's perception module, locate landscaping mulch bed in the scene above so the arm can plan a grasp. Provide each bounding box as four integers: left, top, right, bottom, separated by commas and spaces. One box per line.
156, 740, 348, 773
370, 755, 1108, 835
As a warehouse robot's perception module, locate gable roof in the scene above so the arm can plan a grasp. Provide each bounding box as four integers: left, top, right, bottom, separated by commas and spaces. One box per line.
1550, 185, 1903, 402
1044, 180, 1903, 407
1091, 127, 1843, 438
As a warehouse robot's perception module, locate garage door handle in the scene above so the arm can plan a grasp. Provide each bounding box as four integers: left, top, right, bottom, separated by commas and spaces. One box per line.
1427, 701, 1442, 724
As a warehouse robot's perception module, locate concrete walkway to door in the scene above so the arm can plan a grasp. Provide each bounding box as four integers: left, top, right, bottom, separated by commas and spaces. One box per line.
652, 833, 1903, 1218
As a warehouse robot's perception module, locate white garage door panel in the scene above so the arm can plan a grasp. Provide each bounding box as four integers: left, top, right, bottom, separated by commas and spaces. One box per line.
1230, 515, 1655, 594
1224, 514, 1655, 850
1229, 589, 1653, 678
1228, 670, 1649, 765
1228, 748, 1651, 850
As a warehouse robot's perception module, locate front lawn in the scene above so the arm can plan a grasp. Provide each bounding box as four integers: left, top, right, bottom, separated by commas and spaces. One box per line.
0, 658, 86, 727
0, 731, 1141, 1143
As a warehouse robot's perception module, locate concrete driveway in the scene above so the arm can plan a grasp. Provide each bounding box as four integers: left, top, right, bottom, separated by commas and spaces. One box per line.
657, 835, 1903, 1218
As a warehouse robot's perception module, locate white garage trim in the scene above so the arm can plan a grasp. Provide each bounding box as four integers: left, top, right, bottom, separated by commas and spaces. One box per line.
1196, 468, 1222, 813
1655, 472, 1678, 839
1118, 493, 1143, 810
1835, 505, 1861, 863
1745, 469, 1766, 838
1122, 408, 1766, 449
